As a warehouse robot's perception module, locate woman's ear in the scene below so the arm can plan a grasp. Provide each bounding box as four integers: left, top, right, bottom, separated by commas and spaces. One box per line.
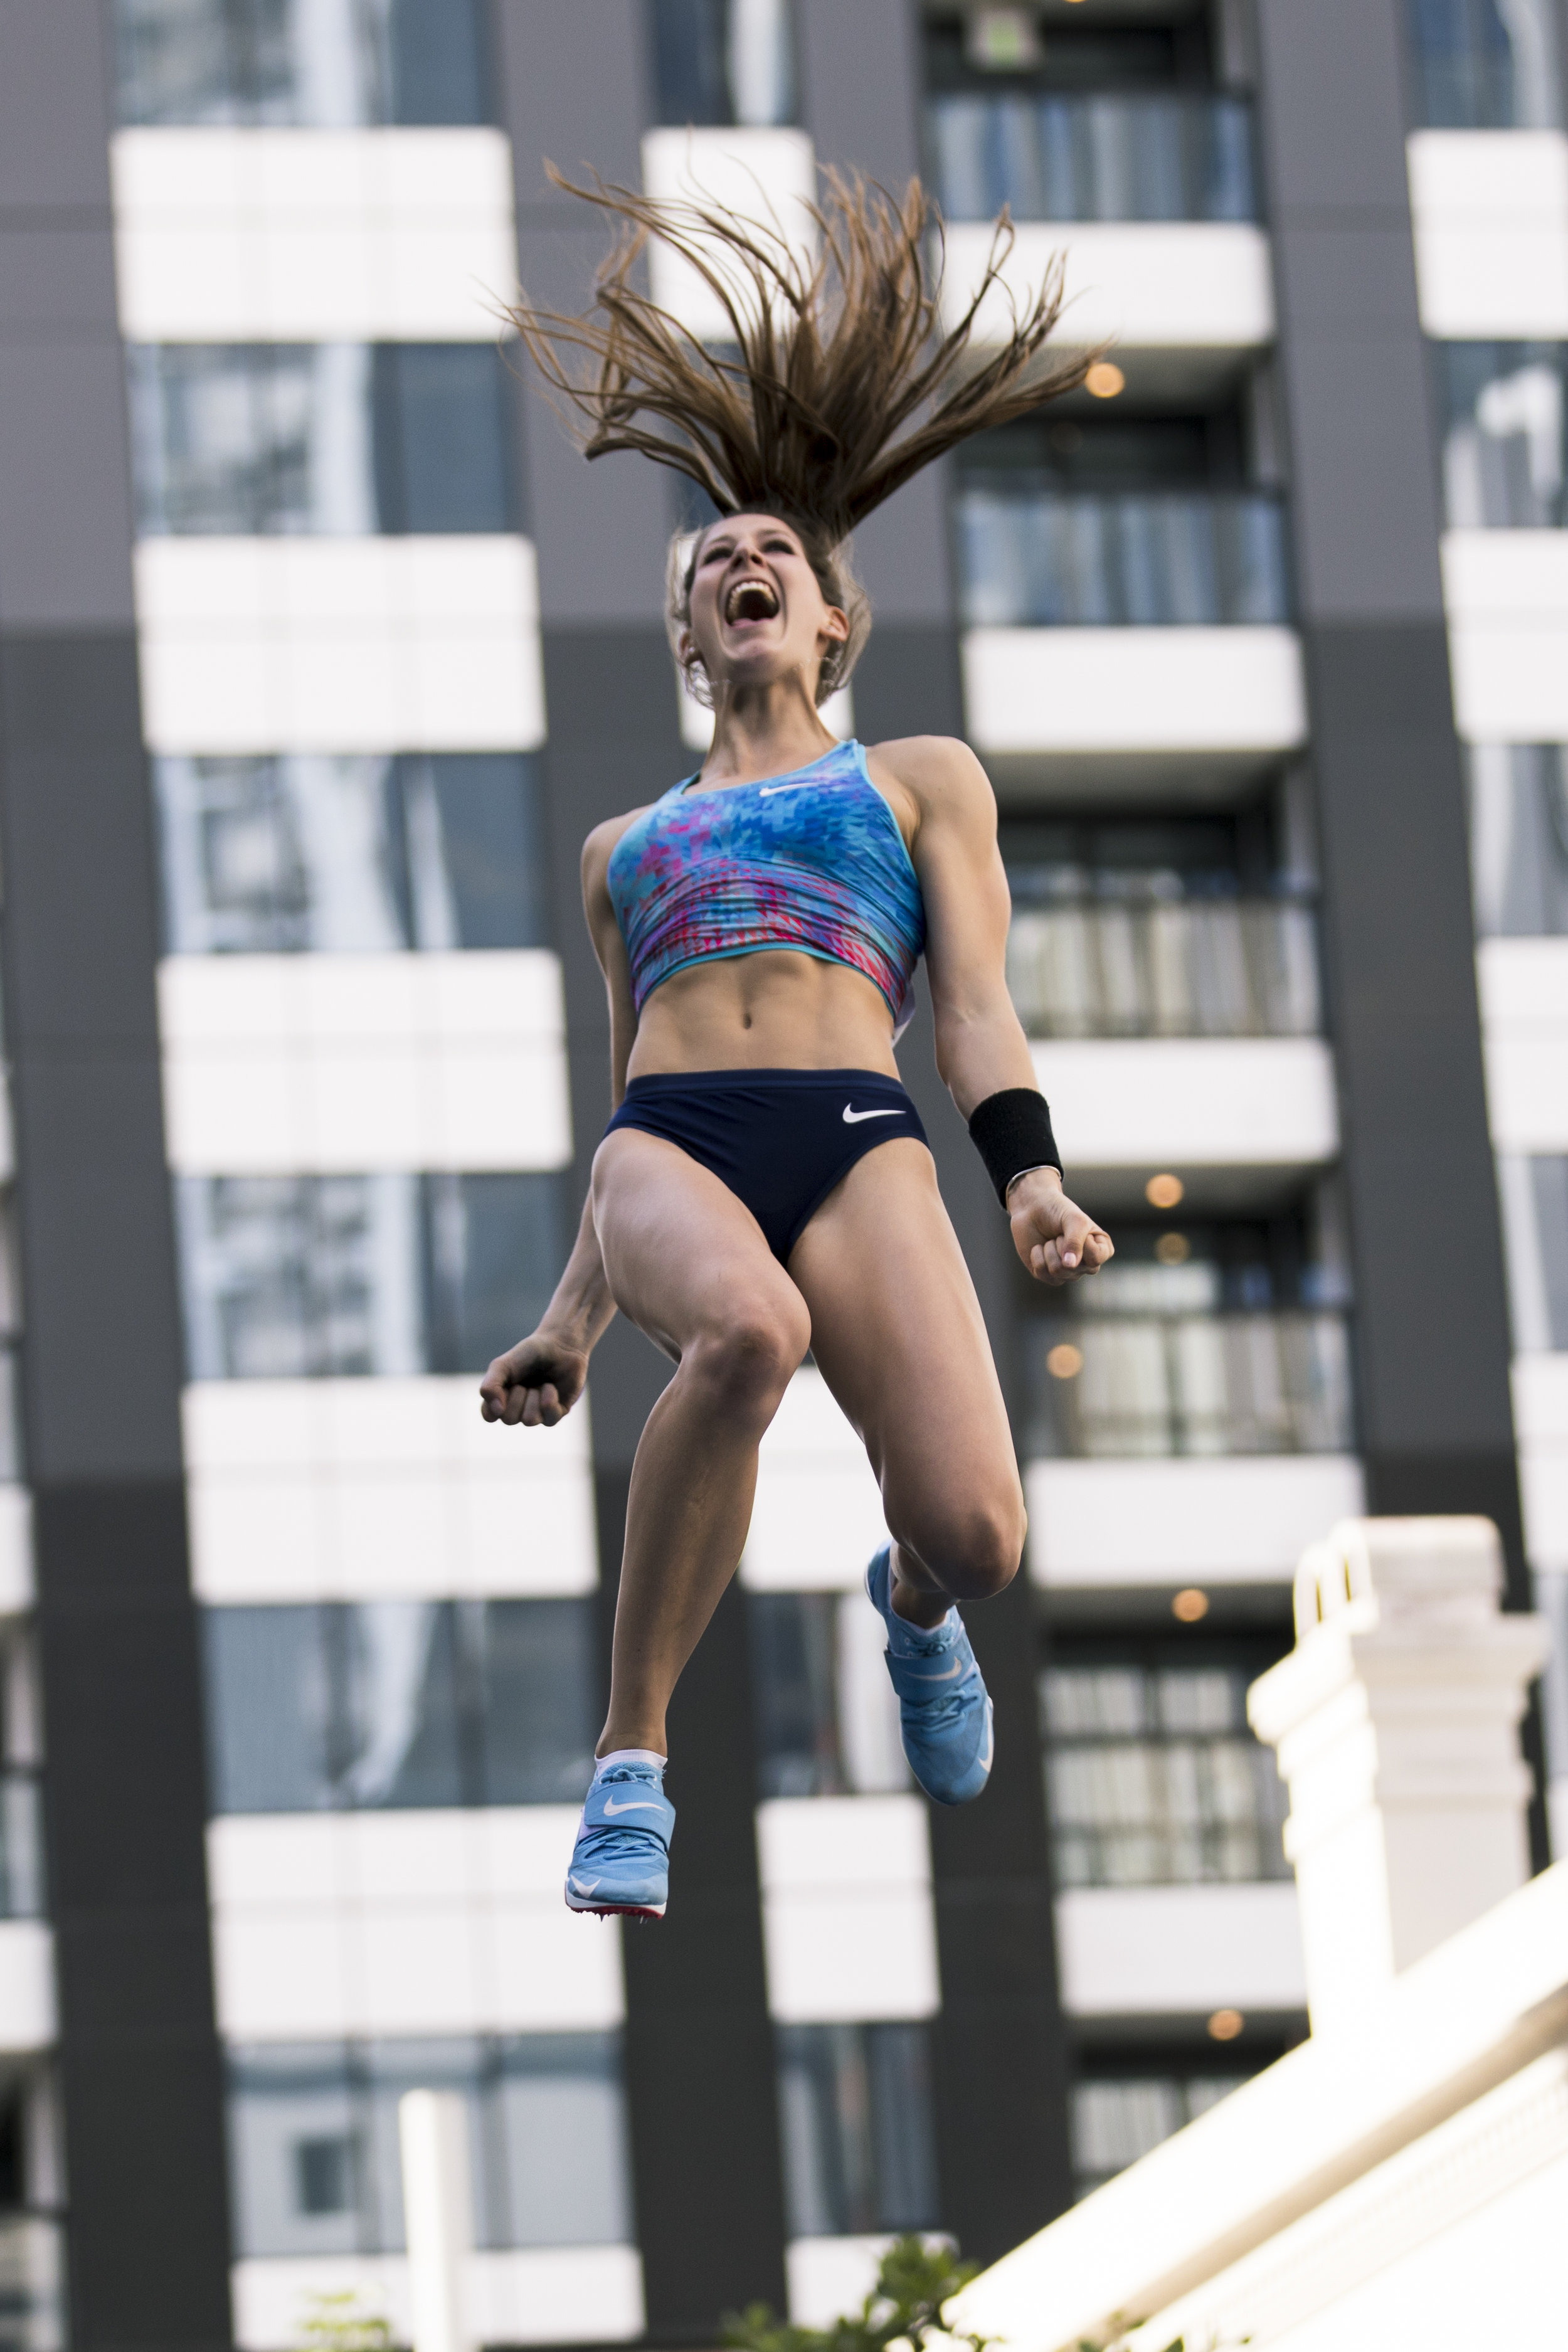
821, 606, 850, 647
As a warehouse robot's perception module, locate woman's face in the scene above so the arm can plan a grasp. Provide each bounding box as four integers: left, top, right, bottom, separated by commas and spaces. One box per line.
682, 514, 849, 704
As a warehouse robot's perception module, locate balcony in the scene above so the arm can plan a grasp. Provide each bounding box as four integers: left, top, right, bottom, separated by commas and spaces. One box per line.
1008, 899, 1319, 1041
928, 91, 1258, 225
958, 488, 1290, 630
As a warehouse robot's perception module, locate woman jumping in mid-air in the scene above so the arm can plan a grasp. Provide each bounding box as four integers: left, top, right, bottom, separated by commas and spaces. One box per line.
481, 171, 1113, 1917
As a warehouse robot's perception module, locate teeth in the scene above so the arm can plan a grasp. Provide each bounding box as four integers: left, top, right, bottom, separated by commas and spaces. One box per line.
726, 579, 779, 622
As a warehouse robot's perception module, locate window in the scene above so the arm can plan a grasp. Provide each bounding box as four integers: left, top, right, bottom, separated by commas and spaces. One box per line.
1438, 344, 1566, 530
748, 1592, 909, 1799
1407, 0, 1562, 129
650, 0, 797, 127
1042, 1653, 1290, 1888
0, 1772, 45, 1920
174, 1172, 564, 1380
1468, 745, 1568, 938
1004, 812, 1320, 1042
203, 1599, 599, 1813
1071, 2068, 1249, 2196
1496, 1155, 1568, 1352
154, 754, 548, 955
127, 346, 516, 537
1020, 1213, 1354, 1461
776, 2023, 938, 2238
226, 2033, 632, 2256
114, 0, 489, 128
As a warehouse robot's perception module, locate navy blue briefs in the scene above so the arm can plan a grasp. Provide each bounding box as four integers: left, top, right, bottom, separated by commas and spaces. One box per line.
603, 1067, 930, 1263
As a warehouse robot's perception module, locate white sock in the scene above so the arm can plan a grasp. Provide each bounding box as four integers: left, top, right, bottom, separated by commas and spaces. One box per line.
593, 1747, 667, 1778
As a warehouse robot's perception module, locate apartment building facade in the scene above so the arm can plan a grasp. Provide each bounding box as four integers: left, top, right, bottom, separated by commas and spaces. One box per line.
0, 1, 1563, 2348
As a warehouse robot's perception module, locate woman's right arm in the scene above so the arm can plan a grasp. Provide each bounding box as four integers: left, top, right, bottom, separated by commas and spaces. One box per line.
479, 815, 642, 1427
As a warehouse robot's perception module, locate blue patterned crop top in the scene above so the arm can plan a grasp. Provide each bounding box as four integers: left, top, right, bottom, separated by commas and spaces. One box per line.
606, 738, 926, 1029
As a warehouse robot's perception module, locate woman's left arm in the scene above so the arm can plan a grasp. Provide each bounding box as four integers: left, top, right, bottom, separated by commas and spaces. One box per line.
875, 735, 1113, 1287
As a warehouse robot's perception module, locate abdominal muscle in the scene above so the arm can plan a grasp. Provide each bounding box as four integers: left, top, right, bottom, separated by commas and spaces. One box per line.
625, 949, 901, 1082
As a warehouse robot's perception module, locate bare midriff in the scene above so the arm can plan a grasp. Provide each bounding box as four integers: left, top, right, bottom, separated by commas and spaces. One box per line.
625, 949, 901, 1081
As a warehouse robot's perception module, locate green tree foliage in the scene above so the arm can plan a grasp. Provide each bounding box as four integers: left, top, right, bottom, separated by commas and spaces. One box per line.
723, 2235, 995, 2352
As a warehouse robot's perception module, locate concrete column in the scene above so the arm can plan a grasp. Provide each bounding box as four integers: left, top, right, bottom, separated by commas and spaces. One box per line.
1249, 1517, 1548, 2032
399, 2090, 477, 2352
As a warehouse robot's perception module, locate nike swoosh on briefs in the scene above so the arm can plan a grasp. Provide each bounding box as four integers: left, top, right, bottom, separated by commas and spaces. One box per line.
843, 1104, 903, 1124
600, 1795, 665, 1816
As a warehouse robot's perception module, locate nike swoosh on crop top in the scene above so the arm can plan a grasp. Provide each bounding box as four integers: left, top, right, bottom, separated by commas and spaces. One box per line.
606, 738, 926, 1030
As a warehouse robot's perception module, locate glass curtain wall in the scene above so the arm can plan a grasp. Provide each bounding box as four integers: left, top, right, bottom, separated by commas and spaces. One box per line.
649, 0, 797, 127
748, 1592, 909, 1800
1438, 343, 1567, 530
775, 2023, 939, 2240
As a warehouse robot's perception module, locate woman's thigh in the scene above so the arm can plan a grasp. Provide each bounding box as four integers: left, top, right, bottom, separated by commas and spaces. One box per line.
786, 1140, 1025, 1581
591, 1126, 809, 1365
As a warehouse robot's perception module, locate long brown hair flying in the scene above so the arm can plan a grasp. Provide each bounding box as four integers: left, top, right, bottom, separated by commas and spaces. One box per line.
504, 164, 1093, 546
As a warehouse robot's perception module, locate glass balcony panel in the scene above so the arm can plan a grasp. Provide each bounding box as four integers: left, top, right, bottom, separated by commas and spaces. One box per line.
114, 0, 488, 129
1072, 2074, 1249, 2197
0, 1772, 46, 1919
927, 91, 1257, 221
1007, 899, 1318, 1040
956, 490, 1289, 627
776, 2023, 938, 2239
1024, 1309, 1353, 1459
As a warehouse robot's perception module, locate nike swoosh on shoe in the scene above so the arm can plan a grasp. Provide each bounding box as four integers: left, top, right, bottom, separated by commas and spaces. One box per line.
568, 1874, 600, 1895
601, 1796, 665, 1816
903, 1653, 965, 1682
843, 1104, 902, 1123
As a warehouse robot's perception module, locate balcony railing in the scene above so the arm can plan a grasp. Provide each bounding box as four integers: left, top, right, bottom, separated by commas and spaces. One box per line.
0, 1771, 45, 1919
928, 90, 1258, 222
1007, 898, 1321, 1039
957, 489, 1290, 627
1024, 1308, 1353, 1459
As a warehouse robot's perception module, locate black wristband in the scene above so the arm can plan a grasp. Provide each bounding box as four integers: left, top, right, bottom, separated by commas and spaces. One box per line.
968, 1089, 1062, 1209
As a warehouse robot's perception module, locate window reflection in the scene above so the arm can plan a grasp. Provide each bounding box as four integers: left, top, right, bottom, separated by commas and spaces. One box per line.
226, 2033, 632, 2257
1407, 0, 1562, 130
174, 1173, 564, 1380
114, 0, 489, 128
650, 0, 796, 127
1042, 1655, 1290, 1888
928, 92, 1255, 223
748, 1591, 908, 1799
128, 345, 515, 538
155, 753, 547, 956
202, 1598, 600, 1814
1071, 2069, 1249, 2196
1496, 1155, 1568, 1353
776, 2023, 938, 2239
1468, 745, 1568, 938
1439, 344, 1567, 530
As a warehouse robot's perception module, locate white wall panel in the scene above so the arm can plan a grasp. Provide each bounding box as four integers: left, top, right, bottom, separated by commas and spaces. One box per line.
1055, 1882, 1305, 2015
787, 2240, 896, 2329
183, 1376, 596, 1600
0, 1488, 34, 1616
0, 1924, 56, 2052
963, 628, 1307, 756
641, 127, 816, 341
1029, 1037, 1339, 1172
231, 2247, 644, 2350
1408, 130, 1568, 337
134, 537, 546, 754
1478, 936, 1568, 1152
159, 950, 570, 1172
208, 1809, 623, 2038
1026, 1454, 1366, 1587
1515, 1355, 1568, 1571
940, 221, 1274, 351
112, 127, 517, 341
1443, 530, 1568, 741
757, 1796, 939, 2022
741, 1366, 886, 1592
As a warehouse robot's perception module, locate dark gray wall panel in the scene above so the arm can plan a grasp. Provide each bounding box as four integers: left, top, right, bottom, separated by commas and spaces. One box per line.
798, 0, 924, 197
493, 0, 645, 204
0, 4, 116, 210
1256, 0, 1444, 623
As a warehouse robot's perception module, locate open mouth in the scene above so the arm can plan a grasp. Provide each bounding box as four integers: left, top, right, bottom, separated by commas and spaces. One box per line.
724, 577, 780, 624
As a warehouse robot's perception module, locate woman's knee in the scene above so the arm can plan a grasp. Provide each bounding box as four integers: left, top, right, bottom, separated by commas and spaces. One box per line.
682, 1291, 810, 1423
894, 1486, 1027, 1600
